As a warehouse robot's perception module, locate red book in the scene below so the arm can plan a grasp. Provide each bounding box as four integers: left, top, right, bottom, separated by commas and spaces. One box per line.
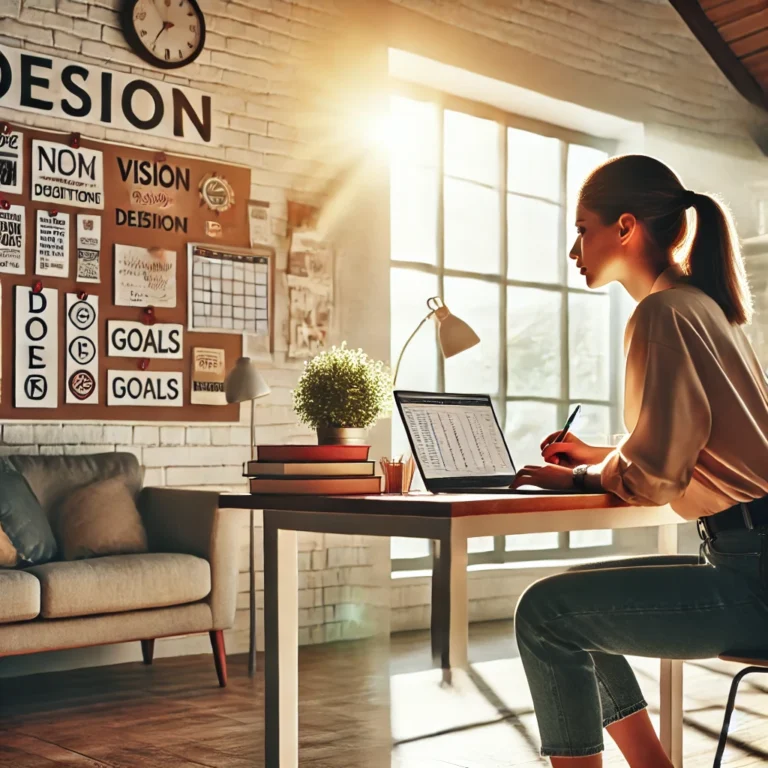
256, 445, 370, 462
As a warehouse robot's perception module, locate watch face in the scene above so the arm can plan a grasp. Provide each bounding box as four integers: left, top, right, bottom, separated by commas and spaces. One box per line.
130, 0, 204, 67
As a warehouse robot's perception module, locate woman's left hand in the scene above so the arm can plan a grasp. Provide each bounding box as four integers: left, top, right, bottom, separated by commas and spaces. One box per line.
510, 464, 575, 491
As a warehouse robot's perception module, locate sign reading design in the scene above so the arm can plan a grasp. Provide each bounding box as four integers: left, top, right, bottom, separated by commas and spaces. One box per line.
107, 370, 182, 407
31, 140, 104, 210
36, 210, 70, 278
114, 244, 177, 308
0, 44, 215, 146
15, 286, 58, 408
107, 320, 183, 359
65, 293, 98, 404
0, 204, 25, 274
76, 214, 101, 283
0, 130, 23, 194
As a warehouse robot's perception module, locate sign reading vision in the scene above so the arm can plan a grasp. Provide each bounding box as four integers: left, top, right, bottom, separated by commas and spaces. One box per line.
0, 44, 215, 146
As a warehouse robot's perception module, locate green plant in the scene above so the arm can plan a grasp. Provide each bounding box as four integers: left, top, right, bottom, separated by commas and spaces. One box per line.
292, 343, 393, 429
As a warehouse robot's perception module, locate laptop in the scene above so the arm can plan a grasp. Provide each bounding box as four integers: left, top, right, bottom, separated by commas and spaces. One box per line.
394, 390, 590, 495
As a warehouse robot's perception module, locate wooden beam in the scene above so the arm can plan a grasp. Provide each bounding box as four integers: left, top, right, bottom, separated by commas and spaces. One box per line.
668, 0, 768, 111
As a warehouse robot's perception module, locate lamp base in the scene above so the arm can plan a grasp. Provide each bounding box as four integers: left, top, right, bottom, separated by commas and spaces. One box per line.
316, 426, 368, 445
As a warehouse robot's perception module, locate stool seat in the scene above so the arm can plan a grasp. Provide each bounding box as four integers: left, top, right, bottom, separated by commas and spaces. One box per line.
718, 652, 768, 666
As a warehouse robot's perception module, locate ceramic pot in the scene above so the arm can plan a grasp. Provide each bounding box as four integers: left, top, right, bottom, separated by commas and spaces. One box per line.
316, 426, 368, 445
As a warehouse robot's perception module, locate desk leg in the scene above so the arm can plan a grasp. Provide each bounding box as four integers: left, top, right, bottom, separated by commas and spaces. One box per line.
431, 527, 468, 683
658, 524, 684, 768
264, 516, 298, 768
249, 509, 256, 677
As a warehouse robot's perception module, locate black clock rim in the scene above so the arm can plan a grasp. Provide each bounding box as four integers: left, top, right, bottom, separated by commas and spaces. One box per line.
119, 0, 206, 71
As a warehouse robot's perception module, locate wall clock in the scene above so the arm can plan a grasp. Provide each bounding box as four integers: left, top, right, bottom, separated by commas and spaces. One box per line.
120, 0, 206, 70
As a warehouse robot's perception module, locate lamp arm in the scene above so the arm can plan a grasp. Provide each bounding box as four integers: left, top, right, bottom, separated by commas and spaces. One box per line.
393, 312, 433, 386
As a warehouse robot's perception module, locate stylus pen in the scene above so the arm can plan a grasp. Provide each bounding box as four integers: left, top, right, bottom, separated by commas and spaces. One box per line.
545, 403, 581, 464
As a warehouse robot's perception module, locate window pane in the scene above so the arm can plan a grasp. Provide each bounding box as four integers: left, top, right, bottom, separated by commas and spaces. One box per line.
390, 268, 439, 392
468, 537, 495, 553
444, 110, 499, 187
569, 293, 611, 400
505, 400, 559, 470
444, 179, 501, 274
507, 288, 562, 398
507, 197, 561, 284
507, 128, 561, 201
506, 532, 560, 551
391, 164, 438, 266
444, 277, 500, 396
570, 530, 613, 549
389, 95, 439, 168
567, 143, 608, 289
570, 402, 611, 446
391, 537, 430, 560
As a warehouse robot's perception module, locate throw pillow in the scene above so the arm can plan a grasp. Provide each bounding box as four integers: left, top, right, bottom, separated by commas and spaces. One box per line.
0, 462, 58, 566
55, 476, 149, 561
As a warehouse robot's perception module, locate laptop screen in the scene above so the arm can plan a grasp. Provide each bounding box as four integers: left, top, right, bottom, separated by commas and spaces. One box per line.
395, 391, 516, 481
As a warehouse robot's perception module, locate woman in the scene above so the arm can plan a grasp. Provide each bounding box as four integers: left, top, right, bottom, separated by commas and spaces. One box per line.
510, 154, 768, 767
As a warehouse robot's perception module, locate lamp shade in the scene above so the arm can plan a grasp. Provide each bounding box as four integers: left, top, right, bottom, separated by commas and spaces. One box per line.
224, 357, 271, 404
433, 305, 480, 359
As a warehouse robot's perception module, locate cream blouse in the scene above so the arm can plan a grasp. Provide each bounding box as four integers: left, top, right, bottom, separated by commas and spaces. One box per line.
597, 265, 768, 520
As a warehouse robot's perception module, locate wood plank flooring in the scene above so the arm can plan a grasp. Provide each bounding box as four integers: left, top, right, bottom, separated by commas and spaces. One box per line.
0, 621, 766, 766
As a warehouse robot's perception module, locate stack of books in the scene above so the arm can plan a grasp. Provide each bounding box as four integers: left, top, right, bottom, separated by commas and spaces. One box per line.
245, 444, 383, 494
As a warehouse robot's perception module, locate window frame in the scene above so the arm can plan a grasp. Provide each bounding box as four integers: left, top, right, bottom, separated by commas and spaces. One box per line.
390, 81, 631, 571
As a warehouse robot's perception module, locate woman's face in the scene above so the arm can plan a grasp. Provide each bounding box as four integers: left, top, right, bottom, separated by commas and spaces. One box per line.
569, 202, 623, 289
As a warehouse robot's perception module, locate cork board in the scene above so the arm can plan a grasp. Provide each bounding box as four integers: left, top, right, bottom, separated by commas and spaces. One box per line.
0, 123, 266, 422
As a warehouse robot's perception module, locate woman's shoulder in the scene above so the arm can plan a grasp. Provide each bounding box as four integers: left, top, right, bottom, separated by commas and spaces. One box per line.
629, 284, 717, 344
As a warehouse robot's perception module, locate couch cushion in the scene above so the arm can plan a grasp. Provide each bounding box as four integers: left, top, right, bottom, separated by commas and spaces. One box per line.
0, 570, 40, 624
27, 553, 211, 619
55, 477, 148, 561
7, 453, 144, 522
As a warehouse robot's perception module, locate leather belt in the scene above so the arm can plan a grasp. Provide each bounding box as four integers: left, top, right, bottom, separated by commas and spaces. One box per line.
697, 495, 768, 542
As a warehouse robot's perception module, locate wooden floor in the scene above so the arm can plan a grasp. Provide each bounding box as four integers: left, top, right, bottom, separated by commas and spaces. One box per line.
0, 621, 767, 767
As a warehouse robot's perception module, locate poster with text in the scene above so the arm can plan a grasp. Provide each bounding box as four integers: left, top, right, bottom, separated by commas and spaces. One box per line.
114, 244, 176, 308
31, 140, 104, 210
248, 200, 271, 246
36, 210, 70, 278
190, 347, 226, 405
107, 370, 183, 407
65, 293, 99, 405
15, 286, 58, 408
0, 131, 23, 194
76, 214, 101, 283
0, 205, 25, 274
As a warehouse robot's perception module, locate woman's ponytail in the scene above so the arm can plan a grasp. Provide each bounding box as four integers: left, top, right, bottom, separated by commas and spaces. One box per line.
684, 194, 752, 326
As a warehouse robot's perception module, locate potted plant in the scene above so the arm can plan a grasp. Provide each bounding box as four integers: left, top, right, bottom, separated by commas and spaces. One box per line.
292, 343, 393, 445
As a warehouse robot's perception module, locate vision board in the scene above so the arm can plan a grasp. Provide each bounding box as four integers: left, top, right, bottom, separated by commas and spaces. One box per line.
0, 124, 268, 422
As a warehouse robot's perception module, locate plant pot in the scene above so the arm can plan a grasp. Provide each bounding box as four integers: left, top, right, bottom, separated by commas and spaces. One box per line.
316, 426, 368, 445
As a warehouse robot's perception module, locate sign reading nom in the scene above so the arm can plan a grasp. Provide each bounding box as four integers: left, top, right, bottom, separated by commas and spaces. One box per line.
0, 44, 215, 146
15, 286, 58, 408
107, 370, 182, 407
107, 321, 183, 359
32, 140, 104, 209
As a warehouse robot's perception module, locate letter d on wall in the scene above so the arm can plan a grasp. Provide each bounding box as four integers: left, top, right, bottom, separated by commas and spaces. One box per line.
15, 286, 58, 408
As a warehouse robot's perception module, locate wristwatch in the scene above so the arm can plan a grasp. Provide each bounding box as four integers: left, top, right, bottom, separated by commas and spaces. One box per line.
572, 464, 589, 490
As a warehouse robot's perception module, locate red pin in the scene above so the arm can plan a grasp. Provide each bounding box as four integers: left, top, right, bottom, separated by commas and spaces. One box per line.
0, 199, 9, 211
49, 209, 58, 217
77, 289, 88, 300
142, 305, 156, 325
155, 151, 167, 162
33, 280, 43, 294
139, 358, 150, 371
70, 133, 81, 149
0, 123, 10, 135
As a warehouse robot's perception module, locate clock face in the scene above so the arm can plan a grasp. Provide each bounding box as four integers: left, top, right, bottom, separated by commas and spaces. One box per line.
124, 0, 205, 68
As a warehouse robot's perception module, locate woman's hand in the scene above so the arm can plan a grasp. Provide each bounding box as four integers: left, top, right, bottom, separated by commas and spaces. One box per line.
510, 464, 575, 491
539, 432, 613, 468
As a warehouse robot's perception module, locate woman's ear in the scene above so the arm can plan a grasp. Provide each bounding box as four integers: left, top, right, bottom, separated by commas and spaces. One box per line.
617, 213, 637, 243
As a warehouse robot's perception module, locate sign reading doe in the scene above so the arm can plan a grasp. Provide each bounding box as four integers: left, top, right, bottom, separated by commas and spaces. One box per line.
15, 286, 58, 408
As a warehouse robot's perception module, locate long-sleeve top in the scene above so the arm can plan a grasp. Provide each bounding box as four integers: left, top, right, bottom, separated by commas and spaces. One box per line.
598, 265, 768, 520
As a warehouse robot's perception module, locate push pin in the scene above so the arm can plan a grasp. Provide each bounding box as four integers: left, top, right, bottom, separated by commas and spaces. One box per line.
0, 122, 10, 135
33, 280, 43, 294
70, 132, 81, 149
77, 289, 88, 300
0, 199, 9, 211
138, 358, 150, 371
155, 151, 166, 162
142, 305, 156, 325
49, 209, 58, 217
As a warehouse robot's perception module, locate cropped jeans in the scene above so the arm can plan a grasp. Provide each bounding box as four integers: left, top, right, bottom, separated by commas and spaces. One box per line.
514, 528, 768, 757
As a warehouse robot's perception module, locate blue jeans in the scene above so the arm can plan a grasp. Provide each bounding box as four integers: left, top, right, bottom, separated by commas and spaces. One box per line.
514, 529, 768, 757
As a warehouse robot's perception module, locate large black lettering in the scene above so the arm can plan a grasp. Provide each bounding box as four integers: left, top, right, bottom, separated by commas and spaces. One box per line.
145, 377, 157, 399
168, 329, 181, 355
122, 80, 163, 131
117, 157, 132, 183
28, 345, 45, 369
25, 317, 47, 342
127, 328, 143, 351
143, 329, 158, 354
115, 208, 126, 226
0, 48, 11, 101
110, 327, 126, 351
113, 376, 126, 399
172, 89, 210, 143
100, 71, 113, 123
28, 290, 47, 315
61, 65, 91, 118
20, 54, 53, 111
167, 377, 179, 400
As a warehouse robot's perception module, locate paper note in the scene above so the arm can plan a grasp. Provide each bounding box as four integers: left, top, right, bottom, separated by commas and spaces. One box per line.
36, 210, 70, 278
0, 131, 23, 194
114, 244, 176, 308
31, 140, 104, 210
0, 205, 25, 274
76, 214, 101, 283
190, 347, 226, 405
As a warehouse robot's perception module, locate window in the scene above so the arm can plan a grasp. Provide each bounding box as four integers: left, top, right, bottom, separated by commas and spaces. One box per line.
390, 87, 633, 569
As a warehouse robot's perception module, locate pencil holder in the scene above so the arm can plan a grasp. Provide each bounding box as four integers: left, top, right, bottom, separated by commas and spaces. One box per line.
379, 456, 415, 494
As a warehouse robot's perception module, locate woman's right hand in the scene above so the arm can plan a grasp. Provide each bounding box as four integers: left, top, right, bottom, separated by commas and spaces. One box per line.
539, 432, 613, 468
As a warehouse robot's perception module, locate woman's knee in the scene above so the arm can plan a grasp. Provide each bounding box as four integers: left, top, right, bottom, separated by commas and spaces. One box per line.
515, 575, 560, 635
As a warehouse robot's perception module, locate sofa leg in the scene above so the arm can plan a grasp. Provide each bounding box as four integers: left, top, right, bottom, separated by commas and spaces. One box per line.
210, 630, 228, 688
141, 639, 155, 665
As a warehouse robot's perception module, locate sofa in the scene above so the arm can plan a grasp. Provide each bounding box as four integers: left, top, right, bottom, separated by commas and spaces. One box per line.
0, 453, 243, 687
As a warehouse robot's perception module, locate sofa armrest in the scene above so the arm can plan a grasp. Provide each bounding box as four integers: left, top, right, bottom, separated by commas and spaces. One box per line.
138, 487, 246, 629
